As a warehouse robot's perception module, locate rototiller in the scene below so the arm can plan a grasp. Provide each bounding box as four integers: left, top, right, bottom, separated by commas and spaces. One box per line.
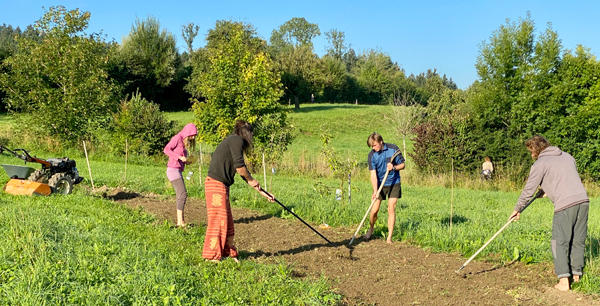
0, 145, 83, 195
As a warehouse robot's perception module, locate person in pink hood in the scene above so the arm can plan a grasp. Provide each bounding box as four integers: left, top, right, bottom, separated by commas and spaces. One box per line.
164, 123, 197, 227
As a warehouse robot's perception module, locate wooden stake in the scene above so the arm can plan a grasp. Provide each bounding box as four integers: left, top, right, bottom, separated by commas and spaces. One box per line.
198, 143, 203, 185
124, 139, 128, 183
403, 135, 406, 161
83, 141, 95, 189
262, 151, 267, 191
450, 158, 454, 234
347, 172, 351, 205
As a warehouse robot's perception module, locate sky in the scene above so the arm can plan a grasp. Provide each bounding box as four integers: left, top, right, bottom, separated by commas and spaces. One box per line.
1, 1, 599, 89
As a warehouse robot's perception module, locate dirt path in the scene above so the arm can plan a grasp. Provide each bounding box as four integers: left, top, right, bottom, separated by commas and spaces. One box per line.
114, 193, 598, 305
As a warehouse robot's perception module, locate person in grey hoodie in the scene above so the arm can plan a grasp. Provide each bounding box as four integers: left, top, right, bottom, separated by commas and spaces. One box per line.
509, 135, 589, 291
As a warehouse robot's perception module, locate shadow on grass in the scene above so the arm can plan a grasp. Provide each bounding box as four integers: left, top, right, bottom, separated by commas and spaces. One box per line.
292, 104, 368, 113
440, 214, 469, 226
106, 191, 140, 200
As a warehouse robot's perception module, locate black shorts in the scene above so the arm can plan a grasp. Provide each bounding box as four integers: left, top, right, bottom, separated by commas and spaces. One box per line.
378, 183, 401, 200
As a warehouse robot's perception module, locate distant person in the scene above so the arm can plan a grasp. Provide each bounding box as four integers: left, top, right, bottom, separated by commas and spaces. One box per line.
509, 135, 589, 291
481, 156, 494, 180
203, 120, 274, 262
365, 132, 405, 244
311, 93, 315, 103
163, 123, 197, 228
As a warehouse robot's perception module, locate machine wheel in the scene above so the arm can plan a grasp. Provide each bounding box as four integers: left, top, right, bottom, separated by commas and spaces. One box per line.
28, 169, 49, 183
48, 173, 73, 195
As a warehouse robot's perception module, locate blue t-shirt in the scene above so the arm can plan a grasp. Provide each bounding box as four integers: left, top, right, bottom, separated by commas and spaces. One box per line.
368, 143, 405, 187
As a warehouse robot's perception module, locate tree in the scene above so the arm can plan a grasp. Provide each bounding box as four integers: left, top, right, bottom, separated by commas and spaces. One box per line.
351, 50, 405, 104
181, 22, 199, 54
325, 29, 347, 60
120, 17, 176, 87
0, 6, 117, 144
270, 17, 320, 51
318, 55, 347, 102
116, 17, 178, 109
188, 20, 289, 156
386, 105, 425, 158
270, 18, 321, 109
277, 45, 321, 109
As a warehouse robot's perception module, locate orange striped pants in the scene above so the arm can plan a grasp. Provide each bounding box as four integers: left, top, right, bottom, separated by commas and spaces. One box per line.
202, 176, 238, 260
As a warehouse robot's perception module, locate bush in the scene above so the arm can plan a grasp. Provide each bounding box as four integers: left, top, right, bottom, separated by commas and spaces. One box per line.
109, 92, 175, 155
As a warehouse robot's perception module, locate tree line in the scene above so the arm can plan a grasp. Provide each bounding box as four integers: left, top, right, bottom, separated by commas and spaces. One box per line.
411, 14, 600, 181
0, 7, 454, 161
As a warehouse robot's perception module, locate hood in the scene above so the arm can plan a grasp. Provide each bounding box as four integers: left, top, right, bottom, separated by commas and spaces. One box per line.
178, 123, 197, 138
539, 146, 562, 158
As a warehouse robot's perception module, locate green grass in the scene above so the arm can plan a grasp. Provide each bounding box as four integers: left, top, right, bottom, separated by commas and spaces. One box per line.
287, 104, 405, 156
2, 103, 600, 296
0, 192, 340, 304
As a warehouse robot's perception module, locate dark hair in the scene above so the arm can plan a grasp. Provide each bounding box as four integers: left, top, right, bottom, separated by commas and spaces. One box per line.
367, 132, 384, 147
525, 135, 550, 159
234, 120, 253, 153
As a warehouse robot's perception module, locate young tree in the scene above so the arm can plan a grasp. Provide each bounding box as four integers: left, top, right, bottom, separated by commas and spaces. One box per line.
0, 6, 117, 143
188, 20, 289, 155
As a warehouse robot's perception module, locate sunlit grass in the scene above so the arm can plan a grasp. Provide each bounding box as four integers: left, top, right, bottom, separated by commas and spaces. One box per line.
0, 191, 340, 304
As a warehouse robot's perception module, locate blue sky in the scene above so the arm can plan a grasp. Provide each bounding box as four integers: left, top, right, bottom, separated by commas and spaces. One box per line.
1, 1, 598, 89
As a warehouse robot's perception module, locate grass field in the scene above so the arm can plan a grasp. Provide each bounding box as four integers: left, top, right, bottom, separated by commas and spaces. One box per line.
1, 103, 599, 296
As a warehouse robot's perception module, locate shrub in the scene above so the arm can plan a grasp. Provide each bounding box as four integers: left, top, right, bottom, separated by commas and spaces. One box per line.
110, 92, 175, 155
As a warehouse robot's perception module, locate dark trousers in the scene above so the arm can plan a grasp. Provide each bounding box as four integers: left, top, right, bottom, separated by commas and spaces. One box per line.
551, 203, 588, 278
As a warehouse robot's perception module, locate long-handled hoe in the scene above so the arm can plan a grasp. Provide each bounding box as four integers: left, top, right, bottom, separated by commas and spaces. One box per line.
258, 187, 335, 247
348, 150, 402, 246
455, 189, 544, 275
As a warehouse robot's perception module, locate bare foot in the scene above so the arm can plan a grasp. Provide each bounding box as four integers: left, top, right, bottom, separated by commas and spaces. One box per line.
554, 278, 570, 291
573, 275, 580, 282
206, 259, 220, 263
364, 228, 374, 240
386, 238, 392, 244
231, 257, 240, 264
177, 223, 187, 228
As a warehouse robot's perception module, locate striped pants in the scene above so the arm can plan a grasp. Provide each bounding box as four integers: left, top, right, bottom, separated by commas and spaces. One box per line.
202, 176, 238, 260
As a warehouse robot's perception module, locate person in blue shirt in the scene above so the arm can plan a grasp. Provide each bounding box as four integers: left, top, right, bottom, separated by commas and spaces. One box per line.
365, 132, 405, 244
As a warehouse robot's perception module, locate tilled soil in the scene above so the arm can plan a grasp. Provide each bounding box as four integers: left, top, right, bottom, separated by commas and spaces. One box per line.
115, 193, 598, 305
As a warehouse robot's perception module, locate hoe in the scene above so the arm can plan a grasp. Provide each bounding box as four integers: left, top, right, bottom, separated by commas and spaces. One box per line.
1, 145, 83, 196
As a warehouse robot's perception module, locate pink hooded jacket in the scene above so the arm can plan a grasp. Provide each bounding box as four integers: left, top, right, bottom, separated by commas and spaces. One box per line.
164, 123, 197, 171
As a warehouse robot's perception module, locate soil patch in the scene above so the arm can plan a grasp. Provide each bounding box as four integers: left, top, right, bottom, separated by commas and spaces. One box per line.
117, 195, 599, 305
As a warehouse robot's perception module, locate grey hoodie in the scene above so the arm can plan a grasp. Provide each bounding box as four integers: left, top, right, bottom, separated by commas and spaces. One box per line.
514, 146, 589, 213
